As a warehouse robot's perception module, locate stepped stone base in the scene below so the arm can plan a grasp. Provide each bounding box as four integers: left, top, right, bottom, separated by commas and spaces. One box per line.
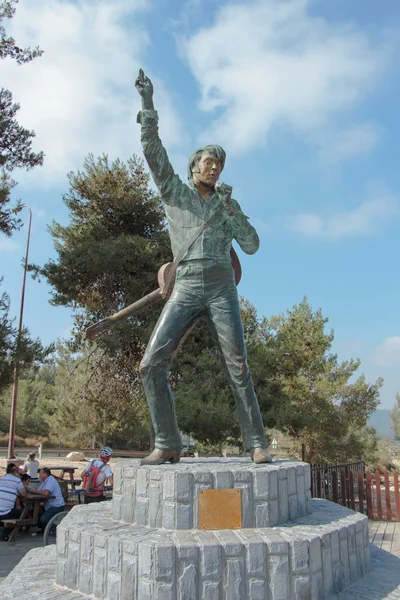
113, 458, 313, 529
1, 542, 397, 600
51, 498, 368, 599
0, 459, 372, 599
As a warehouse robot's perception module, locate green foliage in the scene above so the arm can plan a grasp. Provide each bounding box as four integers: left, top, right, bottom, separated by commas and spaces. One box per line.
40, 343, 147, 448
390, 393, 400, 439
0, 1, 45, 401
0, 1, 43, 64
33, 154, 171, 446
0, 280, 51, 395
173, 319, 241, 451
0, 361, 56, 437
35, 154, 170, 341
0, 1, 44, 235
241, 297, 382, 464
0, 89, 44, 174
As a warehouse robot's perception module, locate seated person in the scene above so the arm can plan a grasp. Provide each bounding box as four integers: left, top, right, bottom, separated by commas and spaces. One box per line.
21, 473, 31, 489
29, 467, 65, 530
23, 452, 40, 487
0, 464, 27, 541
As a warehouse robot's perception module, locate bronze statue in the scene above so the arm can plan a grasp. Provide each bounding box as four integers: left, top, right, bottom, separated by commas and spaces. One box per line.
134, 69, 271, 466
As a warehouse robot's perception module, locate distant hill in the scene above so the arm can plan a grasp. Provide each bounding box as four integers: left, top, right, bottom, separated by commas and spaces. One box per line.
368, 409, 394, 439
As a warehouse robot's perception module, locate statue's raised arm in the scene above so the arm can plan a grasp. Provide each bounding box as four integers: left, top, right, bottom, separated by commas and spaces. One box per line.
135, 69, 181, 204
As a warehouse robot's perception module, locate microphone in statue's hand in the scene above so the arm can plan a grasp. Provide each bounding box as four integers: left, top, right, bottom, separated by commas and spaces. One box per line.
216, 182, 235, 216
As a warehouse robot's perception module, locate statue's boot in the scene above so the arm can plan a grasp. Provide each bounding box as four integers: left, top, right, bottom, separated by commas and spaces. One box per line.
250, 447, 273, 464
141, 448, 181, 466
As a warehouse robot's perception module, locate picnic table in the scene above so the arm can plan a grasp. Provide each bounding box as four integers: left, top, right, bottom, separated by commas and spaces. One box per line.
0, 494, 53, 543
50, 466, 81, 490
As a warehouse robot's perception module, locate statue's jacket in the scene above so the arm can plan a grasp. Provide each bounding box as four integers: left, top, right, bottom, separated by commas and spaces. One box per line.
137, 110, 260, 265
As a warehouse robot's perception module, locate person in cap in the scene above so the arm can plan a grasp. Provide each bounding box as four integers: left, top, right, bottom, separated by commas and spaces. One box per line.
80, 447, 113, 504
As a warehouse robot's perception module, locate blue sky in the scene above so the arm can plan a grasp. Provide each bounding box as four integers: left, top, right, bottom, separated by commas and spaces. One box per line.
1, 0, 399, 409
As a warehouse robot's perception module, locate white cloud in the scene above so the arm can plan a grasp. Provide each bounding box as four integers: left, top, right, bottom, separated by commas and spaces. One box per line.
0, 237, 21, 252
181, 0, 390, 159
2, 0, 185, 187
316, 123, 379, 164
370, 337, 400, 368
286, 191, 400, 240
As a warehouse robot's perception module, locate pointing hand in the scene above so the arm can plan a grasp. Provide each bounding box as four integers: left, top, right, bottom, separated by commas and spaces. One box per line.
135, 68, 153, 100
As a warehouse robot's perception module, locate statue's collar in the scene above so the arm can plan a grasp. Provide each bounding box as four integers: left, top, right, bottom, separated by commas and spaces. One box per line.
189, 179, 216, 200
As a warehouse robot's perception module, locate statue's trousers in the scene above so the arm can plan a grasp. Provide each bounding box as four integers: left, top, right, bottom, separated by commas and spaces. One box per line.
139, 259, 268, 451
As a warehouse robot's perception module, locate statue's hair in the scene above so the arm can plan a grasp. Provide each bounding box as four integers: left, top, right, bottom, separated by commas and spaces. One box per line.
187, 145, 226, 180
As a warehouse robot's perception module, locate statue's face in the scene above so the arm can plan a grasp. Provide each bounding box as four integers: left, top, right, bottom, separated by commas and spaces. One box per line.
192, 152, 223, 188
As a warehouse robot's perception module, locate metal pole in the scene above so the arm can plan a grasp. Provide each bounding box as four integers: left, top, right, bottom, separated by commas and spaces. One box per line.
7, 205, 32, 460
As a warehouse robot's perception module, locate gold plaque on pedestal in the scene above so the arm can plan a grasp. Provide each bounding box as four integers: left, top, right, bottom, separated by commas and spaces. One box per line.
198, 489, 242, 530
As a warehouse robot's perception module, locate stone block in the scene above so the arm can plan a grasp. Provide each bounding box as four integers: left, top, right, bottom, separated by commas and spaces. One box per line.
136, 497, 149, 526
212, 469, 232, 488
267, 470, 278, 499
163, 472, 176, 501
252, 470, 268, 500
310, 569, 324, 600
56, 525, 68, 558
149, 481, 163, 528
136, 468, 149, 497
138, 580, 153, 600
139, 543, 154, 578
267, 553, 289, 600
154, 544, 176, 581
195, 532, 222, 579
177, 562, 197, 599
238, 530, 266, 577
287, 466, 296, 495
255, 501, 269, 528
108, 572, 122, 599
108, 538, 122, 572
155, 582, 175, 600
176, 503, 192, 529
278, 475, 289, 523
321, 533, 333, 596
65, 542, 80, 590
176, 472, 192, 502
293, 575, 311, 600
93, 548, 107, 599
201, 581, 220, 600
226, 557, 245, 600
248, 578, 267, 600
122, 482, 136, 524
308, 536, 322, 573
163, 502, 176, 529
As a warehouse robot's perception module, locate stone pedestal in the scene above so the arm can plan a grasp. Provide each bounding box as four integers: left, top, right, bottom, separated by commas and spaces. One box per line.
0, 458, 372, 599
112, 458, 312, 530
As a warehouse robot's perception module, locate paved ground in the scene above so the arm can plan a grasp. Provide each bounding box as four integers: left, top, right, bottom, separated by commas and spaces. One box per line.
1, 520, 400, 597
0, 529, 44, 584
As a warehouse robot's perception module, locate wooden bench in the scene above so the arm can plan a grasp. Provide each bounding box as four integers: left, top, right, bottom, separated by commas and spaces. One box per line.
0, 518, 35, 542
2, 518, 34, 527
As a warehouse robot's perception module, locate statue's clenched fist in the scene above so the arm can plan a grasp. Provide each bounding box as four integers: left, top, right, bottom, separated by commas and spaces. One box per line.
135, 69, 153, 100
